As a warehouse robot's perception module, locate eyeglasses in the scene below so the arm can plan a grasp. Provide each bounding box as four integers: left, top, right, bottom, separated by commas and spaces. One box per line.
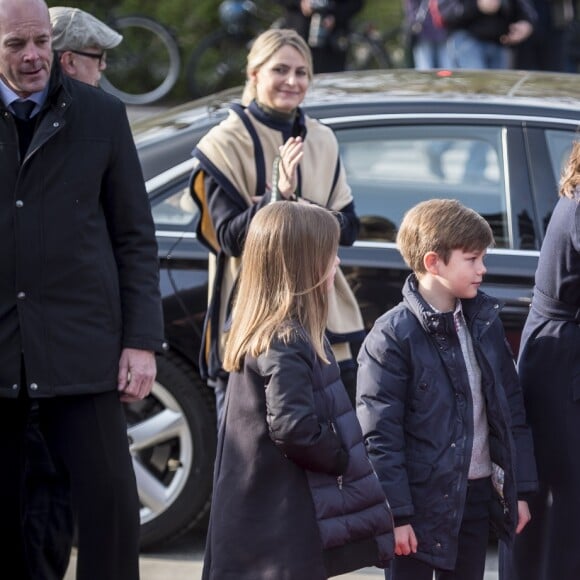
69, 50, 106, 65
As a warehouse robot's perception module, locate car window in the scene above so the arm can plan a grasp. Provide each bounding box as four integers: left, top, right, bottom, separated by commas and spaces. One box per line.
545, 129, 578, 180
336, 125, 509, 248
151, 186, 198, 228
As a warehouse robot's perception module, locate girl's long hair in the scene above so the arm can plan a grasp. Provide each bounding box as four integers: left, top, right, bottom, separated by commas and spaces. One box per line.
223, 202, 340, 372
560, 140, 580, 199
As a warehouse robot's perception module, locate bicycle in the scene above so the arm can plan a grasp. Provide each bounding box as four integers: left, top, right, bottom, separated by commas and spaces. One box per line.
99, 14, 181, 106
185, 0, 395, 99
344, 21, 393, 71
185, 0, 276, 99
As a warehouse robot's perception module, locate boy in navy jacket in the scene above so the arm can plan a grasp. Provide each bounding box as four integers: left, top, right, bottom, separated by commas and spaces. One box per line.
356, 199, 537, 580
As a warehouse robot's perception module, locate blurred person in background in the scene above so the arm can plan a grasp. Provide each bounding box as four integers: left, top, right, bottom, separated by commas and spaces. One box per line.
512, 0, 577, 72
437, 0, 536, 69
433, 0, 536, 186
275, 0, 364, 72
404, 0, 450, 69
50, 5, 122, 87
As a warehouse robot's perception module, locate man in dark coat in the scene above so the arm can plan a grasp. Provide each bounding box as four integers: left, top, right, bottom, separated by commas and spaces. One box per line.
0, 0, 164, 578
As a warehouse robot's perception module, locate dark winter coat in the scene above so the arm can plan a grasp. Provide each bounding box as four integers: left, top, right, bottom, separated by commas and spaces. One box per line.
202, 329, 394, 580
518, 192, 580, 479
437, 0, 537, 43
357, 275, 537, 570
0, 63, 164, 398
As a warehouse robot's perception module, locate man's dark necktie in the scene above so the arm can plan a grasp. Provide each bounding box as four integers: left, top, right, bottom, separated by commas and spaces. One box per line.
12, 99, 35, 120
12, 100, 36, 161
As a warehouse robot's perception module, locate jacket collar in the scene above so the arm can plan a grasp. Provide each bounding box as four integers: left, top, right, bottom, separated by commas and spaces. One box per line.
42, 56, 72, 116
402, 274, 501, 337
248, 100, 307, 139
0, 57, 71, 118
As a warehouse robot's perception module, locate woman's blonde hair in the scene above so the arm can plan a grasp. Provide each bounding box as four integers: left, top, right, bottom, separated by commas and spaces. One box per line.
559, 141, 580, 199
241, 28, 313, 106
223, 201, 340, 372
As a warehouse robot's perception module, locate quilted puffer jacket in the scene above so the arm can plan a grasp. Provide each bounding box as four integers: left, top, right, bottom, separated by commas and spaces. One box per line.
203, 327, 394, 580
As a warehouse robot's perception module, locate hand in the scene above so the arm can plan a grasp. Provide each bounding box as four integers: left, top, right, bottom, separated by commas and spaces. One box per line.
477, 0, 501, 14
301, 0, 314, 17
277, 136, 304, 199
117, 348, 156, 402
322, 14, 336, 31
500, 21, 533, 45
516, 500, 531, 534
394, 524, 418, 556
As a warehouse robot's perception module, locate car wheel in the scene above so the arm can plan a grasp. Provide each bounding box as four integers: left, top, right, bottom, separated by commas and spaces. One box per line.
123, 351, 216, 549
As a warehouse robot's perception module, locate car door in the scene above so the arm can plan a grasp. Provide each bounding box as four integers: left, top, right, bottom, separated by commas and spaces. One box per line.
327, 113, 541, 354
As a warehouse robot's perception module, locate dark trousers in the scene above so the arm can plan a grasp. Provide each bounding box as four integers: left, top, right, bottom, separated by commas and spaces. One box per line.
501, 315, 580, 580
499, 480, 580, 580
0, 389, 140, 580
24, 412, 74, 580
388, 478, 491, 580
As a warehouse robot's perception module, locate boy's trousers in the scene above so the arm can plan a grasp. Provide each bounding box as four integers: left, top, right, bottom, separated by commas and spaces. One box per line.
387, 477, 492, 580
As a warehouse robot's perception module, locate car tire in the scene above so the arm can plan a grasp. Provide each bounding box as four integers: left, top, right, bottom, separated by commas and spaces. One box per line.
124, 351, 216, 550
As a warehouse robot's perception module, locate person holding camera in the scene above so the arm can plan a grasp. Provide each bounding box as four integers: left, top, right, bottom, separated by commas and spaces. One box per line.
276, 0, 364, 72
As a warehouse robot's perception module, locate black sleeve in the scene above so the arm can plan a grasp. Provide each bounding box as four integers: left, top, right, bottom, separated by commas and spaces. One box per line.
259, 336, 349, 476
101, 100, 164, 352
513, 0, 538, 24
204, 173, 271, 257
336, 200, 360, 246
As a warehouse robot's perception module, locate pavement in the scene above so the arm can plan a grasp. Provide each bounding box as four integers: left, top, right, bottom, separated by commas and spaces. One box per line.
64, 529, 500, 579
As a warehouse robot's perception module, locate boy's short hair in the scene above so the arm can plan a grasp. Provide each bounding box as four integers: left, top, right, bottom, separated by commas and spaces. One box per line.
397, 199, 494, 275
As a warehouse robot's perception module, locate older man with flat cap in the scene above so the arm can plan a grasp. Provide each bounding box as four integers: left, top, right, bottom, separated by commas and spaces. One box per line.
50, 6, 122, 87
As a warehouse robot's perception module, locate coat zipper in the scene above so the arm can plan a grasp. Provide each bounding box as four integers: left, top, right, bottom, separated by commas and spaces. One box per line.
328, 419, 344, 490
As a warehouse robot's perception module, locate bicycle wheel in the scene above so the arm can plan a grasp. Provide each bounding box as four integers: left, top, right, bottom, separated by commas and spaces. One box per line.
100, 15, 181, 106
186, 29, 254, 98
345, 31, 392, 71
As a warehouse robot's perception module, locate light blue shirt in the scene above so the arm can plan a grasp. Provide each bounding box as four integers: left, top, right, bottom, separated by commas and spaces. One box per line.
0, 75, 47, 118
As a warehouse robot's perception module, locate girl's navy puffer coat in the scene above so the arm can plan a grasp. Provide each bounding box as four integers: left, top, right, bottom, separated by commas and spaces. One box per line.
203, 328, 394, 580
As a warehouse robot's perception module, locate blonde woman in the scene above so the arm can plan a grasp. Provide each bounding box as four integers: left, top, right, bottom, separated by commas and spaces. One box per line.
201, 202, 393, 579
190, 28, 364, 424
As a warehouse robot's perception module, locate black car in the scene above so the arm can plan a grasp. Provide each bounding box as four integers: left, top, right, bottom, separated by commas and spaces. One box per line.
129, 69, 580, 549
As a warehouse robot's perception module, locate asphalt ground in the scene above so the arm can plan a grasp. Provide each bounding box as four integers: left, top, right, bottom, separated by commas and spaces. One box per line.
63, 529, 499, 579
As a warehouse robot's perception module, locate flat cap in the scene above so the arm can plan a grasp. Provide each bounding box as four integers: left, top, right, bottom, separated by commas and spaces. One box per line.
50, 7, 123, 52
